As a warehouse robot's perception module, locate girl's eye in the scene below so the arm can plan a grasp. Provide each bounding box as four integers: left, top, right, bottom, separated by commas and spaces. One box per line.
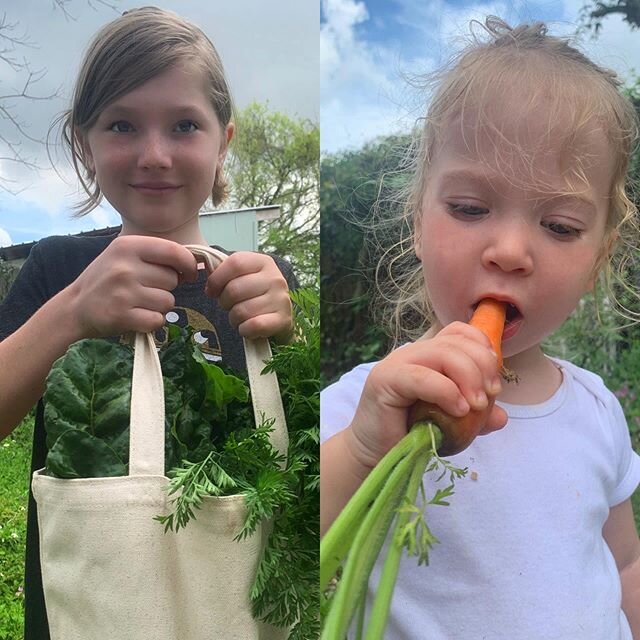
542, 221, 583, 238
447, 203, 489, 217
109, 121, 134, 133
175, 120, 198, 133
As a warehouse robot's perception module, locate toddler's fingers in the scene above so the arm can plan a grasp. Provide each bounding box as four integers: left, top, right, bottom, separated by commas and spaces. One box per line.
406, 336, 501, 403
427, 345, 495, 412
438, 320, 496, 353
366, 362, 471, 419
478, 404, 509, 435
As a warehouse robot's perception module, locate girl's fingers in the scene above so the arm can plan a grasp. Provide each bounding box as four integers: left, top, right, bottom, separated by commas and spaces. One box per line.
236, 312, 287, 339
227, 290, 290, 326
138, 263, 184, 291
205, 252, 270, 298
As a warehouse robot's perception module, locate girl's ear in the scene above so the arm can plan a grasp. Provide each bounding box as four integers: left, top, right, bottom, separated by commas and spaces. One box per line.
218, 122, 235, 165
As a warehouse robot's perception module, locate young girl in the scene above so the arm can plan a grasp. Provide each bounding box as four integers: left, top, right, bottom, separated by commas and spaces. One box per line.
0, 7, 298, 638
321, 17, 640, 639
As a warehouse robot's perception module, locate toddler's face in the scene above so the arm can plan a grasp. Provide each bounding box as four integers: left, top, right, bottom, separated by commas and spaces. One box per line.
83, 62, 233, 239
415, 102, 614, 361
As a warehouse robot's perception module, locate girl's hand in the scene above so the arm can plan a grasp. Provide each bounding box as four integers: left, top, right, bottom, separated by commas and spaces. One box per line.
346, 322, 508, 471
67, 235, 199, 338
204, 252, 293, 342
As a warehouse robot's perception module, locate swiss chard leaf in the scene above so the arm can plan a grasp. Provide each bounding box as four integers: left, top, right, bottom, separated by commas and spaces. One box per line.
43, 339, 133, 462
43, 327, 250, 478
46, 429, 127, 478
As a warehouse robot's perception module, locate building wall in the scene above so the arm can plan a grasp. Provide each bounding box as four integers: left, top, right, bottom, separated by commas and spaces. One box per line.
199, 210, 259, 252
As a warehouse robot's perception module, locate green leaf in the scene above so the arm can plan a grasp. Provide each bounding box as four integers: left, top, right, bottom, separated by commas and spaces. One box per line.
46, 429, 127, 478
44, 339, 132, 463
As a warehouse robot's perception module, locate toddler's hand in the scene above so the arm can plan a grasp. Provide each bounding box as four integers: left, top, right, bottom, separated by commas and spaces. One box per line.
204, 252, 293, 342
346, 322, 508, 470
67, 235, 199, 339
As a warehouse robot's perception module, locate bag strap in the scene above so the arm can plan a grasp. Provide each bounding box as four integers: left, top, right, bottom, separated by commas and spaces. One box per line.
128, 244, 289, 477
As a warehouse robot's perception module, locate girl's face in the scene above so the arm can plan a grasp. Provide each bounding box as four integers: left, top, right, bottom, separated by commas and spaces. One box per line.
415, 104, 614, 363
84, 63, 233, 242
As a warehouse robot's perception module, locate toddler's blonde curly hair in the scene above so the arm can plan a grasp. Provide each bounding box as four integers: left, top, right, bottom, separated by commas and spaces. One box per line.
374, 16, 639, 346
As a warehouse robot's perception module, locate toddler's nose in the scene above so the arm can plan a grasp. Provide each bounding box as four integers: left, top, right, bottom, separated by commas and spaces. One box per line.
481, 220, 533, 275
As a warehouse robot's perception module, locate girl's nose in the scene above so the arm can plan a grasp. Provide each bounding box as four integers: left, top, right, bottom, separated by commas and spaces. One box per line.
481, 220, 534, 275
137, 132, 172, 170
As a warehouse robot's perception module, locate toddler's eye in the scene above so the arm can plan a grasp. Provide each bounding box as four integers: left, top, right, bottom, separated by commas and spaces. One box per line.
447, 203, 488, 217
109, 121, 133, 133
175, 120, 198, 133
542, 221, 582, 238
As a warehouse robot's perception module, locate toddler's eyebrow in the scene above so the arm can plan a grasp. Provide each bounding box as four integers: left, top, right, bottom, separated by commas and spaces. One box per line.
438, 169, 597, 216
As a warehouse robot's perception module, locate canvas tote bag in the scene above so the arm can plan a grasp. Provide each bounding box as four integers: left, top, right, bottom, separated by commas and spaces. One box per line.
32, 245, 289, 640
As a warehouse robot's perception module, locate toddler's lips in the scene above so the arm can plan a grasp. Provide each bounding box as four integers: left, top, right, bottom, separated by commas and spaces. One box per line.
503, 303, 523, 340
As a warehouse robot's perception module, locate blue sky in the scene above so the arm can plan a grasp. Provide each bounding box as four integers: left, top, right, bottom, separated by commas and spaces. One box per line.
320, 0, 640, 154
0, 0, 318, 247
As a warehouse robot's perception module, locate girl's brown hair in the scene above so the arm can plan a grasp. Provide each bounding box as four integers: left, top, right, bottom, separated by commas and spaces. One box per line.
374, 16, 640, 345
51, 6, 234, 215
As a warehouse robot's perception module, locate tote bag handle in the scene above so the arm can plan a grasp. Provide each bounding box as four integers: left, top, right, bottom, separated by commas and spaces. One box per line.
129, 245, 289, 477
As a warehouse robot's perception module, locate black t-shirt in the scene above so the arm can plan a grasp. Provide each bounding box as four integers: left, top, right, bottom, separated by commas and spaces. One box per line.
0, 232, 298, 639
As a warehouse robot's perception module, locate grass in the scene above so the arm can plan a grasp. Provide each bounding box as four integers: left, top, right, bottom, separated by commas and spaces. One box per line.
0, 417, 32, 640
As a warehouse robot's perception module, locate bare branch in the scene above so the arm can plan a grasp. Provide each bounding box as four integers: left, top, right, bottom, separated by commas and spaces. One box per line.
51, 0, 120, 22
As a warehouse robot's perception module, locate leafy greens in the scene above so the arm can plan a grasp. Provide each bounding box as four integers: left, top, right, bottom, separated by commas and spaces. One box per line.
42, 288, 320, 639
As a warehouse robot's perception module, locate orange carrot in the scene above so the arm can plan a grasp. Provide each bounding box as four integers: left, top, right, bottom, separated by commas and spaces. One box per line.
408, 299, 507, 456
468, 298, 507, 368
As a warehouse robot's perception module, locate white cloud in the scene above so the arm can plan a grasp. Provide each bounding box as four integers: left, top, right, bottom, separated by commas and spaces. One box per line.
0, 228, 13, 248
321, 0, 640, 154
321, 0, 393, 94
321, 0, 434, 153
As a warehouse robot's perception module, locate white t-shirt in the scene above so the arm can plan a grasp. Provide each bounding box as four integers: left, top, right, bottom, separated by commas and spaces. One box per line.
321, 357, 640, 639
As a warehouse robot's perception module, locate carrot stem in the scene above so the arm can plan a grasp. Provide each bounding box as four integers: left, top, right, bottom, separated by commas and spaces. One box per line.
320, 450, 417, 639
320, 425, 424, 590
364, 423, 441, 639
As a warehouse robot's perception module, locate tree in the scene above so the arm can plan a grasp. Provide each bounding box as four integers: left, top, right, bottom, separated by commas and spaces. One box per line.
226, 102, 319, 286
0, 1, 118, 193
579, 0, 640, 34
0, 257, 18, 301
320, 133, 412, 383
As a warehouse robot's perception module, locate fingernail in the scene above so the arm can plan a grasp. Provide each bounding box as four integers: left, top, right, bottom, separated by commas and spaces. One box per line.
456, 398, 470, 415
474, 391, 488, 408
488, 377, 502, 394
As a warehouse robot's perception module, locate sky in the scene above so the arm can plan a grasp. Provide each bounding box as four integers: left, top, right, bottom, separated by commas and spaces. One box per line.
2, 1, 639, 248
321, 0, 640, 153
0, 0, 319, 247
